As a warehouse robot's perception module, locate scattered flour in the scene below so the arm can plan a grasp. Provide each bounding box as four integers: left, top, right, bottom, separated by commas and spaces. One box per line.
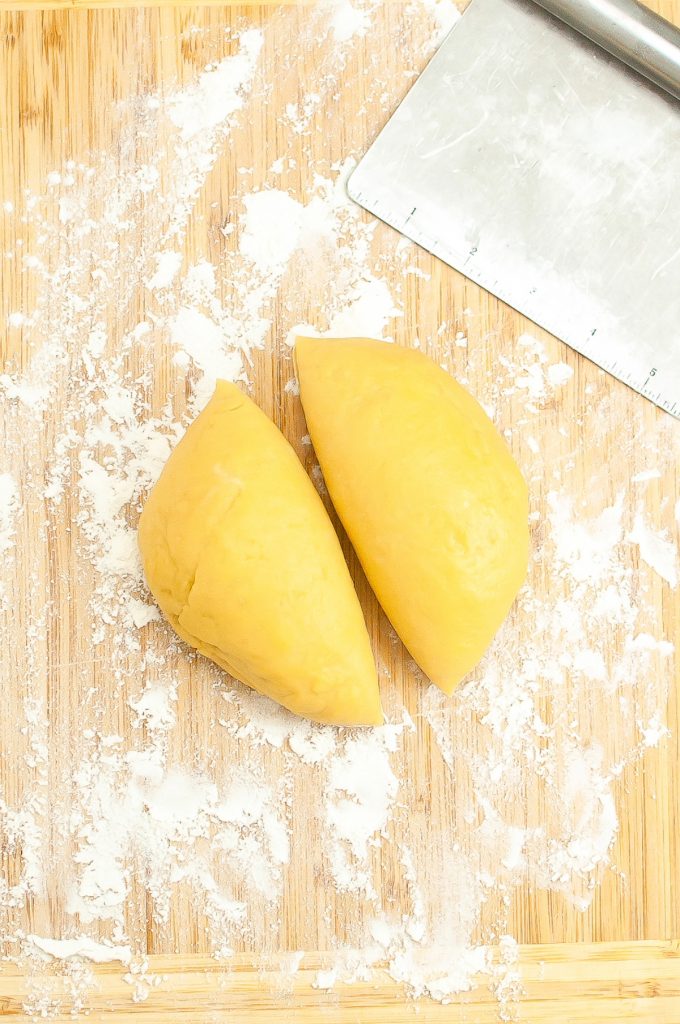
330, 0, 371, 42
0, 29, 264, 415
547, 362, 574, 387
327, 277, 402, 337
166, 30, 264, 142
631, 468, 662, 483
170, 306, 244, 412
239, 189, 337, 275
547, 491, 625, 584
413, 0, 462, 43
626, 512, 678, 588
325, 725, 404, 895
0, 2, 677, 1020
66, 739, 289, 930
388, 943, 489, 1001
27, 935, 132, 965
0, 472, 19, 555
146, 251, 183, 292
501, 333, 576, 411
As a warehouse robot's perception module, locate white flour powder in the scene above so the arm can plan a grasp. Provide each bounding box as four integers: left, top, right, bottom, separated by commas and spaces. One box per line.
27, 935, 132, 966
1, 0, 678, 1019
0, 472, 19, 604
627, 512, 679, 588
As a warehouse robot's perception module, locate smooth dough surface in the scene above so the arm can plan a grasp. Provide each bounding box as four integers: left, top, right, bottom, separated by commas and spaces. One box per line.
295, 336, 529, 695
138, 381, 382, 726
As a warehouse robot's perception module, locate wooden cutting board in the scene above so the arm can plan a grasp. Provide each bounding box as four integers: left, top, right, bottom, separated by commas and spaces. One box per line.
1, 2, 679, 1021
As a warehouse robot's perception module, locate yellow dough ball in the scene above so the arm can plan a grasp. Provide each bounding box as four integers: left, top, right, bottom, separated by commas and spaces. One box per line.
138, 381, 382, 726
295, 336, 529, 695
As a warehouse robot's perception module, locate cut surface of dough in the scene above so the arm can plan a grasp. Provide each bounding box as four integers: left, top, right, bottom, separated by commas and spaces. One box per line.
138, 380, 382, 726
295, 336, 529, 695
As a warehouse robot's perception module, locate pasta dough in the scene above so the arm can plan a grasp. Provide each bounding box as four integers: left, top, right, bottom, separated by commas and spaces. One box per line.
295, 335, 529, 694
138, 381, 382, 726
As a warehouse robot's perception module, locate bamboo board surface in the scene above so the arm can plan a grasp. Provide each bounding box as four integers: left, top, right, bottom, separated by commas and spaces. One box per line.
1, 1, 679, 1021
1, 943, 680, 1022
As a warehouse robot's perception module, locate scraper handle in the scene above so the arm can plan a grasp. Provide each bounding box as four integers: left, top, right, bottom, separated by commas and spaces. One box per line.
531, 0, 680, 100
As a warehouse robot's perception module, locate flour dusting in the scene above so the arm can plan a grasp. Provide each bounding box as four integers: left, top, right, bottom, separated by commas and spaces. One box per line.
27, 936, 132, 966
1, 1, 677, 1020
627, 512, 678, 588
166, 30, 264, 141
325, 722, 407, 895
0, 472, 19, 559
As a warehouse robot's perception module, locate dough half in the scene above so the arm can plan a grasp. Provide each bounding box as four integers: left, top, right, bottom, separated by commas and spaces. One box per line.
138, 380, 382, 726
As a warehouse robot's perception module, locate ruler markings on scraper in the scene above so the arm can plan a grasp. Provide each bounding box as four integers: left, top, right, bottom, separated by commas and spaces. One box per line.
349, 185, 679, 419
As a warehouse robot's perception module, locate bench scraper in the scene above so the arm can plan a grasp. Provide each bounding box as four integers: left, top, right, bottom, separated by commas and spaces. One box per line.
348, 0, 680, 417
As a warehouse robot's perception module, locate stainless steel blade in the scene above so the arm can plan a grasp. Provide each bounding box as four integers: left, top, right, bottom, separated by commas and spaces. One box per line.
348, 0, 680, 417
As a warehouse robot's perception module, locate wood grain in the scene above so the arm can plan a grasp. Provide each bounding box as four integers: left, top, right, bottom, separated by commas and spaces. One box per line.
1, 2, 679, 1021
2, 943, 680, 1022
0, 0, 294, 8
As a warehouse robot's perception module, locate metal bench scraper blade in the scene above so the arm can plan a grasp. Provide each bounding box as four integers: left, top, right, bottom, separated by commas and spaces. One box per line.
347, 0, 680, 417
